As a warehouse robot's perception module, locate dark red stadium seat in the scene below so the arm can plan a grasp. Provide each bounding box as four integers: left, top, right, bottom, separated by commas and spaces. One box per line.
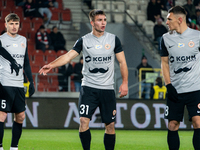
12, 7, 24, 18
31, 65, 40, 73
21, 22, 32, 31
27, 29, 36, 43
50, 8, 60, 23
44, 50, 57, 56
57, 50, 67, 57
0, 7, 11, 20
18, 29, 27, 38
61, 8, 71, 23
37, 82, 46, 92
32, 50, 45, 65
47, 86, 58, 92
4, 0, 15, 7
27, 42, 35, 55
23, 17, 32, 23
32, 18, 43, 30
0, 1, 4, 8
0, 21, 5, 34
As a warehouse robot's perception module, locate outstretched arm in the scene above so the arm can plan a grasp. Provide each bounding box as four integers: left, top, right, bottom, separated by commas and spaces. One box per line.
115, 51, 128, 98
39, 50, 79, 75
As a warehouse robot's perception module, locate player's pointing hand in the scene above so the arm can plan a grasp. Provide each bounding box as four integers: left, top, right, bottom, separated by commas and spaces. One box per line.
39, 64, 52, 75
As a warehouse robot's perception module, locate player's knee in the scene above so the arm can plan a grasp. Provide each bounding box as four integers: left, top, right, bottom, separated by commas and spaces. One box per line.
168, 120, 180, 131
192, 116, 200, 129
14, 112, 25, 123
79, 117, 90, 130
0, 111, 7, 122
105, 122, 115, 134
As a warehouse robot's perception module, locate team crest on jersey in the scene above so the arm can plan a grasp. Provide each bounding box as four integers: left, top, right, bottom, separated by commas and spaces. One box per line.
105, 44, 111, 50
188, 41, 195, 48
95, 45, 102, 49
198, 103, 200, 109
21, 43, 25, 48
13, 44, 18, 47
178, 43, 185, 48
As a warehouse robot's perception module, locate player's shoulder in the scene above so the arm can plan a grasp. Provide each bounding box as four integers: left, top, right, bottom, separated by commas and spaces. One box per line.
0, 33, 6, 39
162, 31, 174, 38
105, 31, 115, 36
82, 32, 92, 39
188, 28, 200, 35
17, 34, 27, 40
104, 31, 116, 39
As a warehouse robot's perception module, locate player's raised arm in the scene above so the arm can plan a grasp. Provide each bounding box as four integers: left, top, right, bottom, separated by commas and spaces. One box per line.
115, 51, 128, 98
39, 49, 79, 75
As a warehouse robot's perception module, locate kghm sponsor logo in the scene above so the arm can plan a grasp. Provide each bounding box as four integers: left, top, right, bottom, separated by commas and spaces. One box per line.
93, 56, 111, 62
170, 55, 196, 63
85, 56, 112, 64
12, 54, 25, 58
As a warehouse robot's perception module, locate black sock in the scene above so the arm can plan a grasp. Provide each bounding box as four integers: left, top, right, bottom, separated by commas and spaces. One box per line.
104, 133, 115, 150
11, 121, 22, 147
0, 122, 4, 147
193, 128, 200, 150
79, 129, 91, 150
167, 130, 180, 150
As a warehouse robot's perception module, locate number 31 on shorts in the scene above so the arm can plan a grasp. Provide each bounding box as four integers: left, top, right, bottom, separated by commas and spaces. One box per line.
80, 104, 89, 115
1, 99, 6, 109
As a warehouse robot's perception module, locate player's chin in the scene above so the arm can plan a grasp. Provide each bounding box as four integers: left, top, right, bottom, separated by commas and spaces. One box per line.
11, 32, 18, 35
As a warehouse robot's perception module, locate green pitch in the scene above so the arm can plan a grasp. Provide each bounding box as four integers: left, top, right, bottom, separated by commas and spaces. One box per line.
2, 129, 194, 150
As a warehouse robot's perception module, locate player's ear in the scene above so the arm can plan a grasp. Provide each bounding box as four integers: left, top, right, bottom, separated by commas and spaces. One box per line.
178, 17, 182, 24
4, 23, 7, 29
90, 20, 94, 26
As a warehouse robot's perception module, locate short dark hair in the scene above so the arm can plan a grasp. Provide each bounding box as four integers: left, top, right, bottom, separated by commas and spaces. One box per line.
5, 13, 20, 23
52, 26, 57, 31
39, 25, 45, 29
156, 77, 162, 83
168, 6, 187, 16
89, 9, 106, 21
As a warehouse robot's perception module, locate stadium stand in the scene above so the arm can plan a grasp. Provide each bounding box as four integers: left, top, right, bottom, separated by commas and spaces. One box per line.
44, 50, 57, 64
1, 0, 189, 94
0, 7, 11, 20
60, 8, 71, 24
142, 20, 155, 39
57, 50, 67, 57
49, 7, 61, 24
4, 0, 15, 7
0, 0, 72, 93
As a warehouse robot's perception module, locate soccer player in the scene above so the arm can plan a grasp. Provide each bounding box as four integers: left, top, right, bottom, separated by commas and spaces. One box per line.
160, 6, 200, 150
0, 13, 35, 150
39, 9, 128, 150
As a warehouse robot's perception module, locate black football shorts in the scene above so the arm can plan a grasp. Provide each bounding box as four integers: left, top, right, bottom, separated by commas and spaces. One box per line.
164, 90, 200, 121
78, 86, 116, 123
0, 85, 26, 113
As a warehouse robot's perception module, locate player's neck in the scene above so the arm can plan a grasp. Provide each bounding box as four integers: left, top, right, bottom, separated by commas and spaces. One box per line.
176, 24, 188, 34
92, 30, 104, 38
6, 32, 17, 38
